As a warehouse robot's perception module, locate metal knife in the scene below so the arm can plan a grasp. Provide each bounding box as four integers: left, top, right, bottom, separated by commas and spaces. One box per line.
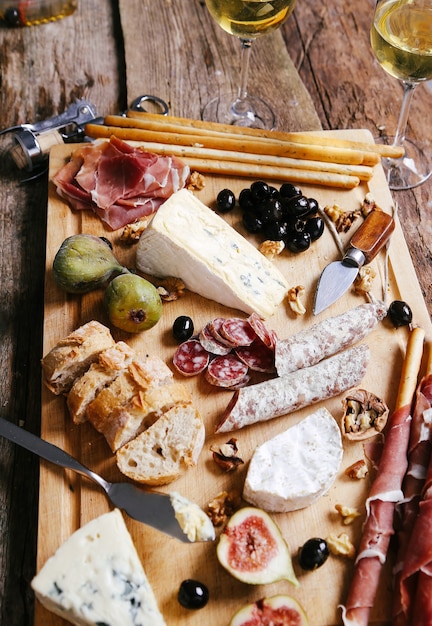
0, 416, 214, 543
313, 210, 395, 315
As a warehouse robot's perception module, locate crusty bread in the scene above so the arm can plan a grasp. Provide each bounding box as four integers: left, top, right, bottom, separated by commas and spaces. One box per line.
86, 355, 173, 435
103, 382, 192, 452
116, 404, 205, 485
41, 321, 115, 395
67, 341, 134, 424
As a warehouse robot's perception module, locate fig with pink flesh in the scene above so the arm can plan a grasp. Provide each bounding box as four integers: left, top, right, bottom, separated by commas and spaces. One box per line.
230, 595, 309, 626
216, 507, 298, 586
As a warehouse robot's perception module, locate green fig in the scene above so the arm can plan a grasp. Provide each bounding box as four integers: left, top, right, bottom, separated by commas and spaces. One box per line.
229, 595, 309, 626
53, 234, 126, 294
104, 273, 162, 333
217, 507, 299, 587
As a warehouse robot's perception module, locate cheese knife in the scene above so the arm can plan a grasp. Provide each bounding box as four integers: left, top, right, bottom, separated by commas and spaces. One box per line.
313, 210, 395, 315
0, 416, 214, 543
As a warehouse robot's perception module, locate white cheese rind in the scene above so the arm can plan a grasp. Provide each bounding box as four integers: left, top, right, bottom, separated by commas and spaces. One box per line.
31, 509, 166, 626
243, 408, 343, 512
136, 189, 288, 319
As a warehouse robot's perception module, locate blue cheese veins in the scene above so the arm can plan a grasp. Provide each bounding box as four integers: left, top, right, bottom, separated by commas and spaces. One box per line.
31, 509, 166, 626
136, 189, 288, 319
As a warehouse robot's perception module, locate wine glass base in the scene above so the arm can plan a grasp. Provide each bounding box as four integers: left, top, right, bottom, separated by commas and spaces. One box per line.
375, 136, 431, 191
202, 94, 276, 129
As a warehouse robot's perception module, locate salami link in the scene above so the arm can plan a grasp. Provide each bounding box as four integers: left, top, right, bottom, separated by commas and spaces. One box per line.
215, 343, 370, 433
205, 354, 249, 388
172, 339, 210, 376
275, 301, 386, 377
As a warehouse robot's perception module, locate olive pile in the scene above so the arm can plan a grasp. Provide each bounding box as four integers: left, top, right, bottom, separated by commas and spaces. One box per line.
216, 181, 325, 253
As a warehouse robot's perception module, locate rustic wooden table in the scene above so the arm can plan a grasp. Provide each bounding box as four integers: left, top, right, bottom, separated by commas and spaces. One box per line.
0, 1, 430, 624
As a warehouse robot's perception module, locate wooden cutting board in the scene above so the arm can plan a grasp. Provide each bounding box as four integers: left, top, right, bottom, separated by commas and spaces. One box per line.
35, 130, 432, 626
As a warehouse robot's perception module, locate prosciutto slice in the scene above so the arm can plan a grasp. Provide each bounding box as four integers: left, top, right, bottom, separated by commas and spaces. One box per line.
394, 354, 432, 626
340, 328, 425, 626
53, 136, 190, 230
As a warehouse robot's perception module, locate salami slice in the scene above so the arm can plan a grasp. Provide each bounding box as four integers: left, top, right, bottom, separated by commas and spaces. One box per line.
275, 301, 386, 377
220, 318, 257, 347
199, 324, 232, 356
208, 317, 238, 348
247, 312, 276, 349
205, 354, 249, 388
173, 339, 210, 376
215, 344, 370, 433
235, 339, 276, 373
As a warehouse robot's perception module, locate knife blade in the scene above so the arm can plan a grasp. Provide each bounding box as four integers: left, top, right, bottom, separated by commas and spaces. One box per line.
0, 416, 214, 543
313, 210, 395, 315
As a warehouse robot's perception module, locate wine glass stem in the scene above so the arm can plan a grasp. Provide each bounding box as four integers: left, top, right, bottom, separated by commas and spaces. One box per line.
393, 81, 417, 148
232, 38, 253, 117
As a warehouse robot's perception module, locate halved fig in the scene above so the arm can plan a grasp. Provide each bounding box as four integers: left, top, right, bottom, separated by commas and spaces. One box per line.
230, 595, 309, 626
216, 507, 298, 586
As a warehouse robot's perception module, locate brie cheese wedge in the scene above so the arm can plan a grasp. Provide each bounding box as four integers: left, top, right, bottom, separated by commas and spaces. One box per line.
243, 408, 343, 512
31, 509, 165, 626
136, 189, 288, 319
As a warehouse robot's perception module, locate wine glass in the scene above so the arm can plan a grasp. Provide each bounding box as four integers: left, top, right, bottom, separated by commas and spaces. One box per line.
370, 0, 432, 190
203, 0, 297, 129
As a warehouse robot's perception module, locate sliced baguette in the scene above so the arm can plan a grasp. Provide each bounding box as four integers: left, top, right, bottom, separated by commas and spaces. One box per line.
104, 382, 193, 452
86, 356, 173, 435
67, 341, 135, 424
116, 404, 205, 485
41, 321, 115, 395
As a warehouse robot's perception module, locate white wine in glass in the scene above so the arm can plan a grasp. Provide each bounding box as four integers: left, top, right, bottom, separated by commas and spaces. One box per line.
203, 0, 297, 128
370, 0, 432, 190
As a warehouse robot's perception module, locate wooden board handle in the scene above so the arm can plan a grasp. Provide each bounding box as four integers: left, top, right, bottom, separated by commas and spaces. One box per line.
350, 210, 395, 264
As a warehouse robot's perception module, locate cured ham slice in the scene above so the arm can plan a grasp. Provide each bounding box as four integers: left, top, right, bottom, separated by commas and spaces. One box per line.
394, 344, 432, 625
53, 136, 190, 230
340, 327, 425, 626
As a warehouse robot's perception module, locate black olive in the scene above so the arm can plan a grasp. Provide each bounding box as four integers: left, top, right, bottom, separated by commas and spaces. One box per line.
306, 197, 320, 216
387, 300, 413, 328
5, 7, 21, 26
298, 538, 329, 571
263, 220, 288, 241
172, 316, 194, 342
250, 180, 270, 202
282, 195, 310, 220
279, 183, 302, 199
242, 212, 263, 233
285, 223, 311, 253
178, 579, 209, 609
216, 188, 236, 213
239, 188, 255, 211
304, 216, 325, 242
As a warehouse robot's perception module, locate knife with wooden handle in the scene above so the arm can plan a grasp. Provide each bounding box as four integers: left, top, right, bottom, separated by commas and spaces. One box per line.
0, 416, 215, 543
313, 210, 395, 315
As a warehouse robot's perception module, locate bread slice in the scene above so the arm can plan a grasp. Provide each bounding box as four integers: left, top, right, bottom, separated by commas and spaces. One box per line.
67, 341, 135, 424
116, 404, 205, 485
86, 356, 173, 435
103, 382, 193, 452
41, 321, 115, 395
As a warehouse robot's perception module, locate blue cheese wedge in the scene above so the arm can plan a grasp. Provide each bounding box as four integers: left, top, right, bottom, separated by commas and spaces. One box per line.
136, 189, 288, 319
31, 509, 166, 626
243, 408, 343, 512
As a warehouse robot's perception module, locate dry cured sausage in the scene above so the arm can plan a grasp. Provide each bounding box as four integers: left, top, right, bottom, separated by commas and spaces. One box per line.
216, 343, 370, 433
275, 301, 386, 377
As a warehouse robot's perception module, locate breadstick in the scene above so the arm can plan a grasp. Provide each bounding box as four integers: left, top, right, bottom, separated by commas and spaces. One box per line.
92, 117, 377, 166
126, 110, 403, 159
395, 327, 426, 410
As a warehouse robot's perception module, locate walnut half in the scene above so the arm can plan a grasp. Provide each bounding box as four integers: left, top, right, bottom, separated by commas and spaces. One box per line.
341, 389, 389, 440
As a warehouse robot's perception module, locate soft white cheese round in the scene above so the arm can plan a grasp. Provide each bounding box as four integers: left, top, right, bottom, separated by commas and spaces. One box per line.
243, 408, 343, 512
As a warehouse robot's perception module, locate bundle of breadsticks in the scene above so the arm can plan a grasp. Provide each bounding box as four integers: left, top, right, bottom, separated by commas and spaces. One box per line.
85, 111, 404, 190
